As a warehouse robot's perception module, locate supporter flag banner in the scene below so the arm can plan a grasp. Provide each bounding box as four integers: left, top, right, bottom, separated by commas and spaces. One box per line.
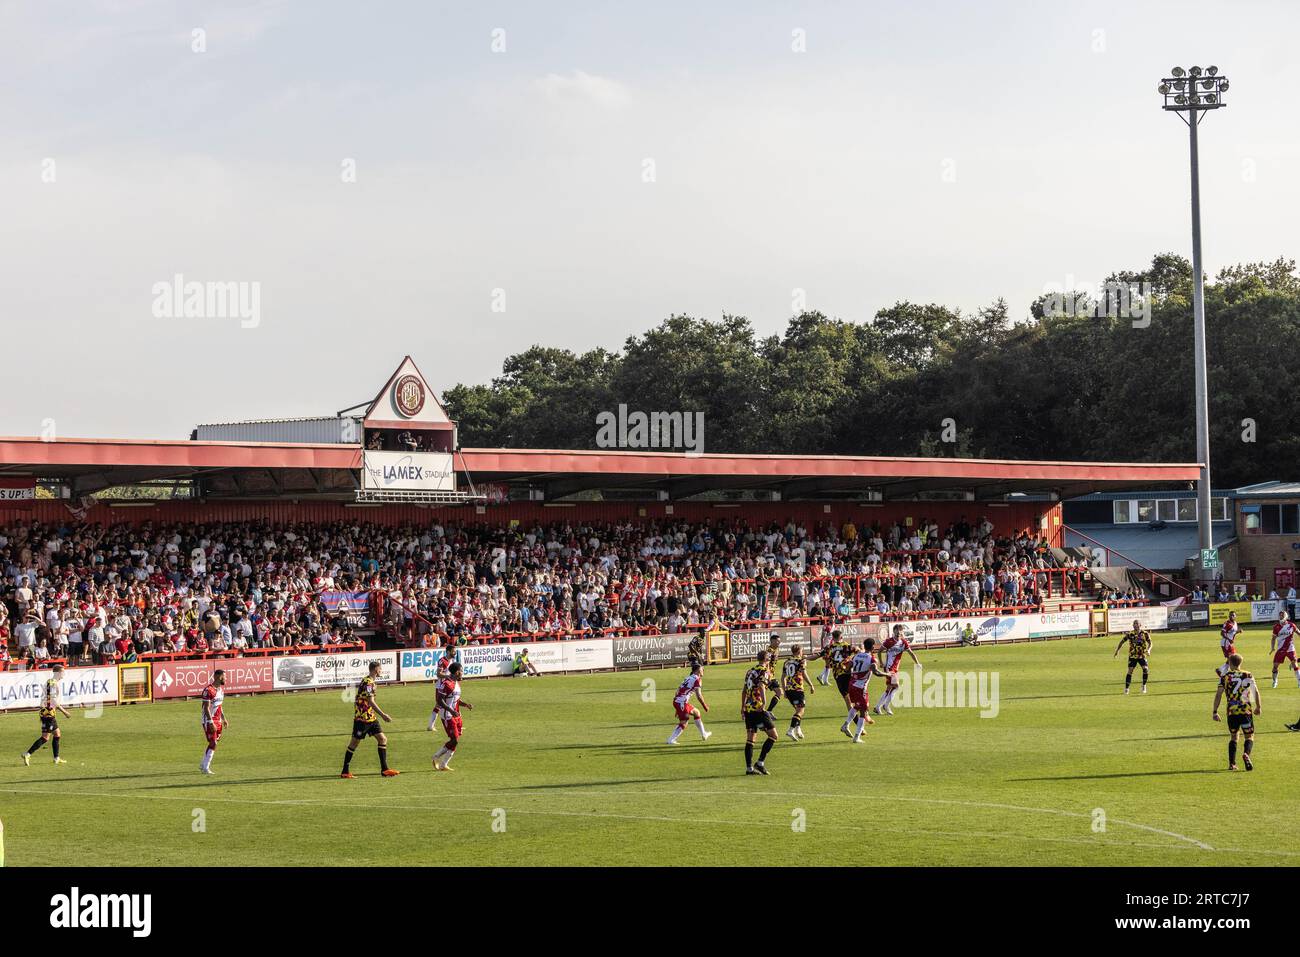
0, 666, 119, 712
1209, 602, 1253, 625
320, 590, 370, 626
1105, 605, 1169, 633
152, 659, 275, 699
0, 476, 36, 508
270, 651, 398, 690
361, 450, 455, 492
1251, 600, 1283, 622
611, 633, 696, 669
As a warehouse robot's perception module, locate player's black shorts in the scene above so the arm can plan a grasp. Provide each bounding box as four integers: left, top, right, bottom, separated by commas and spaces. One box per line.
351, 719, 382, 739
1227, 714, 1254, 734
835, 673, 851, 696
1128, 657, 1148, 669
785, 690, 806, 709
40, 716, 58, 734
744, 710, 775, 733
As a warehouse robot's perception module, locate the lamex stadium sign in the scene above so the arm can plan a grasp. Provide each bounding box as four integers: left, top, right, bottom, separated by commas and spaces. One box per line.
361, 451, 455, 492
0, 666, 119, 712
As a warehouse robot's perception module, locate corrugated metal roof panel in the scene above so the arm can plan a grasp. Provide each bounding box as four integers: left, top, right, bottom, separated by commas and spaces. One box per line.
194, 418, 361, 444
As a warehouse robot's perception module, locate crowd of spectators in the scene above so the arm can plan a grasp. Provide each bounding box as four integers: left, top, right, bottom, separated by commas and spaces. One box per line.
0, 515, 1091, 663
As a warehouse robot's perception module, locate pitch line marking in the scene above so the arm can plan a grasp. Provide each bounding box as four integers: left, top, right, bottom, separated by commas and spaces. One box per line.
0, 783, 1233, 855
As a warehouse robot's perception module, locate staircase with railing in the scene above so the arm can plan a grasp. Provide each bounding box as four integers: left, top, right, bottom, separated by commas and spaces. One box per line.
1060, 523, 1191, 600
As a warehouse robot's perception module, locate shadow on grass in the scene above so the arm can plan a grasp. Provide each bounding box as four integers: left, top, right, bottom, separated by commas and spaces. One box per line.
1008, 769, 1223, 782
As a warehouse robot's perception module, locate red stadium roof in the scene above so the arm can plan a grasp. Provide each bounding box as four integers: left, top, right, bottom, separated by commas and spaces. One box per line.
0, 435, 1202, 502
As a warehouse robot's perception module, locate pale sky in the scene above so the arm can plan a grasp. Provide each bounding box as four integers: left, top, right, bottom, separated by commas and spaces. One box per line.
2, 0, 1296, 439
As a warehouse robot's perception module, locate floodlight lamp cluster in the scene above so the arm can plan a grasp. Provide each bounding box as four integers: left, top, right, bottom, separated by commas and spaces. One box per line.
1158, 66, 1228, 110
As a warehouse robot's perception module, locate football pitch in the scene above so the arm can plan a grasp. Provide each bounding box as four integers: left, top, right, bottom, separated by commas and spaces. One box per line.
1, 625, 1297, 868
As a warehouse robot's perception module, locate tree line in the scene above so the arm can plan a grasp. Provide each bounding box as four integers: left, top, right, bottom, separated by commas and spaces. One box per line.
443, 254, 1300, 489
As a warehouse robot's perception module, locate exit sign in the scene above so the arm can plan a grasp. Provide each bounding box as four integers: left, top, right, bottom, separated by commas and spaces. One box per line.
1201, 547, 1221, 569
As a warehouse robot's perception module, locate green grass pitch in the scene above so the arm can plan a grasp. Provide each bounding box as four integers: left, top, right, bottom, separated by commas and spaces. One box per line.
1, 624, 1297, 867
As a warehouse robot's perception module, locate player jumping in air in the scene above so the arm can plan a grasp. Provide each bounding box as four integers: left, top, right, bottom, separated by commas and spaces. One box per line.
876, 625, 921, 715
782, 644, 814, 740
432, 661, 473, 771
341, 661, 399, 778
1269, 610, 1299, 690
199, 669, 228, 775
22, 664, 70, 766
1113, 621, 1152, 695
845, 638, 887, 742
667, 662, 711, 744
1213, 653, 1260, 771
742, 650, 778, 776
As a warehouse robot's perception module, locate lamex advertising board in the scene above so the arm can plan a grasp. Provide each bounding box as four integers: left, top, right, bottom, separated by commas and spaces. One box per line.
0, 666, 119, 712
271, 651, 398, 690
152, 658, 274, 699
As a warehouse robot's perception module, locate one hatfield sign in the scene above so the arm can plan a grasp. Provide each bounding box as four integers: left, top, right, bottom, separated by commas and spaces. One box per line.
361, 451, 455, 492
271, 650, 398, 690
1106, 605, 1170, 634
0, 666, 119, 712
320, 591, 370, 626
152, 659, 274, 699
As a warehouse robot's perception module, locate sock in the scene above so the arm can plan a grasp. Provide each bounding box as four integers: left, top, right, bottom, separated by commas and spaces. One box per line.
855, 715, 866, 737
27, 738, 45, 755
745, 743, 754, 768
1125, 673, 1133, 689
201, 748, 214, 771
442, 746, 455, 767
1141, 669, 1149, 687
758, 738, 774, 764
819, 668, 830, 681
433, 746, 448, 766
342, 747, 355, 773
1228, 740, 1237, 765
846, 706, 855, 723
428, 707, 439, 727
694, 718, 707, 737
881, 689, 895, 709
790, 715, 801, 729
51, 737, 60, 759
668, 725, 684, 743
1244, 738, 1254, 756
378, 746, 389, 772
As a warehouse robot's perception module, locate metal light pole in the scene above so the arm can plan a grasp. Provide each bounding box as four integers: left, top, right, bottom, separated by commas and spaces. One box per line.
1159, 65, 1228, 582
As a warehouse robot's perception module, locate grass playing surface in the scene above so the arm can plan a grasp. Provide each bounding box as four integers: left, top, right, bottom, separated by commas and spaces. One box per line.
1, 624, 1297, 867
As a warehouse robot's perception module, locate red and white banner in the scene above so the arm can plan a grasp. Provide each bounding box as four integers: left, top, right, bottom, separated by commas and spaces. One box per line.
151, 658, 275, 699
0, 476, 36, 505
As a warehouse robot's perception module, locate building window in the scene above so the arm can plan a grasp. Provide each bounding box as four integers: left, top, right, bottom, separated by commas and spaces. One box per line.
1158, 500, 1177, 522
1177, 499, 1196, 522
1212, 498, 1229, 521
1285, 504, 1300, 535
1113, 500, 1133, 524
1137, 499, 1155, 522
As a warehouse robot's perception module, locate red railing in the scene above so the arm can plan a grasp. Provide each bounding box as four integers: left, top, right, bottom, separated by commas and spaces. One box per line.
0, 642, 366, 672
1060, 524, 1191, 597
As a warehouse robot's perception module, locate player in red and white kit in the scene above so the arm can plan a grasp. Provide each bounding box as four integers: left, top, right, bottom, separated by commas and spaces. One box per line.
432, 661, 473, 771
427, 646, 456, 731
1216, 612, 1241, 682
666, 663, 712, 744
1270, 610, 1300, 689
199, 669, 228, 775
843, 638, 886, 743
875, 624, 921, 715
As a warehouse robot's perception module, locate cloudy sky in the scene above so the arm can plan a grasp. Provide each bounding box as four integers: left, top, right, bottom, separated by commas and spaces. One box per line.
2, 0, 1296, 439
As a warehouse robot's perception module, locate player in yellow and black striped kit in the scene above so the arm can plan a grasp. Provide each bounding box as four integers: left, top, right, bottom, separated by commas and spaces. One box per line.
341, 661, 400, 778
1213, 653, 1261, 771
22, 664, 71, 766
1113, 623, 1152, 695
741, 651, 778, 776
781, 645, 814, 741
